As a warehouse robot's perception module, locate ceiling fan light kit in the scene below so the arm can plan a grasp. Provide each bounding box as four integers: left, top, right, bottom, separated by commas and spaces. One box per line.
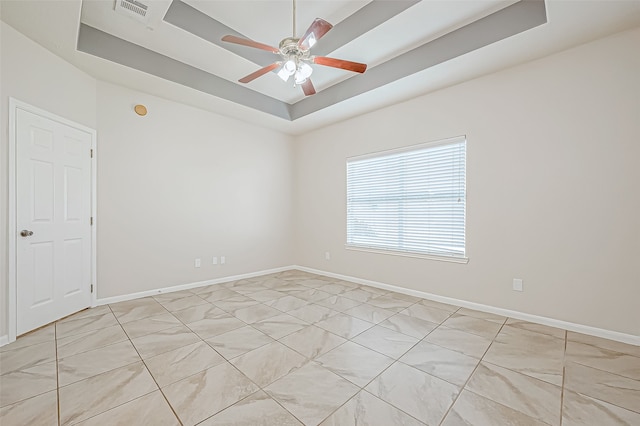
221, 0, 367, 96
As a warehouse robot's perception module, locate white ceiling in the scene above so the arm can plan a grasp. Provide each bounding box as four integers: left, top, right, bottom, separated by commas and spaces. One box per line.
1, 1, 640, 135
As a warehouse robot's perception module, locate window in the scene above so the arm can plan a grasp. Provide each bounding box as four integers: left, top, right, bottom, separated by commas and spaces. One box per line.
346, 136, 467, 261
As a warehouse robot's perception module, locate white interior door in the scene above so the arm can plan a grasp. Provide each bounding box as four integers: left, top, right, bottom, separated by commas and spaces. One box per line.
16, 108, 93, 335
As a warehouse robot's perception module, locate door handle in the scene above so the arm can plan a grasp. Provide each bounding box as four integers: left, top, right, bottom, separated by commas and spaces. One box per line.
20, 230, 34, 237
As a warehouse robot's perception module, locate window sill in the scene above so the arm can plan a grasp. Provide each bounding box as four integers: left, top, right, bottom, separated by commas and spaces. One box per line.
345, 245, 469, 264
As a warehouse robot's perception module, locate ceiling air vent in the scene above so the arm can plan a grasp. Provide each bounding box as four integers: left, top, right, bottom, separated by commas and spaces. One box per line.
114, 0, 151, 25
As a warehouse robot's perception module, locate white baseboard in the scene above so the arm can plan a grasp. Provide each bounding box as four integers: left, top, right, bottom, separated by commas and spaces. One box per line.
0, 335, 9, 348
295, 265, 640, 346
96, 265, 295, 306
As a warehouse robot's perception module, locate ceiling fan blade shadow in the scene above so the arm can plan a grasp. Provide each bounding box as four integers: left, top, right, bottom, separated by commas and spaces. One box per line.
222, 35, 279, 53
239, 63, 281, 83
301, 79, 316, 96
298, 18, 333, 50
313, 56, 367, 73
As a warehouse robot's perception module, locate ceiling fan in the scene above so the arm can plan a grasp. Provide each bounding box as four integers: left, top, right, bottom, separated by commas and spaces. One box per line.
221, 0, 367, 96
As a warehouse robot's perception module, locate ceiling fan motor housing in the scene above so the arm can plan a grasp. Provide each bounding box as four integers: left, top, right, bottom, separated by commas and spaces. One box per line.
279, 37, 311, 61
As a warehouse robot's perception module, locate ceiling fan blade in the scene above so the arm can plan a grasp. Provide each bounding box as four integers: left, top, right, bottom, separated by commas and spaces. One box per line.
238, 63, 280, 83
313, 56, 367, 73
301, 79, 316, 96
298, 18, 333, 50
222, 35, 279, 54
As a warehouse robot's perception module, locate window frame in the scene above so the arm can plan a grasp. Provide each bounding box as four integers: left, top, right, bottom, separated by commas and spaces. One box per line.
345, 136, 468, 264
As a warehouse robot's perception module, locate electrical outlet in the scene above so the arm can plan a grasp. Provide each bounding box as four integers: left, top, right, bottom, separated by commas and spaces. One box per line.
325, 251, 331, 261
513, 278, 523, 292
212, 256, 218, 265
195, 258, 201, 268
221, 256, 226, 265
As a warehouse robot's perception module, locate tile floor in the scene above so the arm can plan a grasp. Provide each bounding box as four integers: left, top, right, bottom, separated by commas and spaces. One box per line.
1, 270, 639, 425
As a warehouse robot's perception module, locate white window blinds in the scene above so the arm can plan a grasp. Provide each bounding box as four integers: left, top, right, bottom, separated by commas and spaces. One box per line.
346, 137, 466, 259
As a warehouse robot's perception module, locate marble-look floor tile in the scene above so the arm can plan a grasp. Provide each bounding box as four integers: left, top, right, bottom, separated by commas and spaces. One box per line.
378, 313, 438, 339
456, 308, 507, 324
201, 288, 243, 302
564, 362, 640, 413
315, 341, 394, 387
233, 304, 282, 324
56, 312, 119, 338
352, 325, 419, 359
233, 284, 270, 295
505, 318, 566, 339
145, 341, 225, 387
0, 362, 57, 408
153, 290, 197, 303
465, 362, 561, 425
59, 361, 158, 425
343, 304, 395, 324
56, 324, 128, 358
341, 288, 379, 303
418, 299, 460, 312
280, 325, 346, 359
288, 304, 338, 324
266, 363, 359, 426
264, 295, 309, 312
315, 313, 374, 339
190, 284, 223, 295
0, 340, 56, 375
442, 313, 503, 339
199, 391, 303, 426
566, 340, 640, 380
248, 289, 286, 302
162, 363, 259, 426
172, 303, 226, 324
318, 283, 356, 295
120, 312, 182, 339
358, 285, 388, 296
75, 391, 179, 426
316, 295, 362, 312
300, 278, 333, 288
109, 298, 167, 324
58, 340, 141, 386
567, 332, 640, 358
289, 288, 333, 303
442, 389, 547, 426
58, 305, 113, 323
400, 340, 479, 386
231, 341, 307, 387
484, 325, 565, 385
131, 325, 200, 359
562, 389, 640, 426
400, 304, 453, 324
212, 295, 260, 312
205, 326, 273, 359
367, 295, 414, 312
320, 390, 424, 426
271, 282, 310, 293
0, 390, 58, 426
252, 313, 309, 339
186, 314, 246, 339
424, 326, 492, 358
385, 292, 422, 303
158, 295, 209, 312
0, 324, 55, 353
366, 362, 459, 426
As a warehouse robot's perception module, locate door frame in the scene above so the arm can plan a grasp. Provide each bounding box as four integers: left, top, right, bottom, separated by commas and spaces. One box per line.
8, 98, 97, 343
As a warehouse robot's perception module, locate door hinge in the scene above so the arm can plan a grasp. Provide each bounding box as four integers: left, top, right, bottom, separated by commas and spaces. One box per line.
90, 217, 93, 225
90, 149, 94, 158
90, 284, 94, 293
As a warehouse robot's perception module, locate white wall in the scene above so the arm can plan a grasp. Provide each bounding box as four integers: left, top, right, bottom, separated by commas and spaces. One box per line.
0, 22, 98, 337
95, 82, 294, 298
294, 28, 640, 337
